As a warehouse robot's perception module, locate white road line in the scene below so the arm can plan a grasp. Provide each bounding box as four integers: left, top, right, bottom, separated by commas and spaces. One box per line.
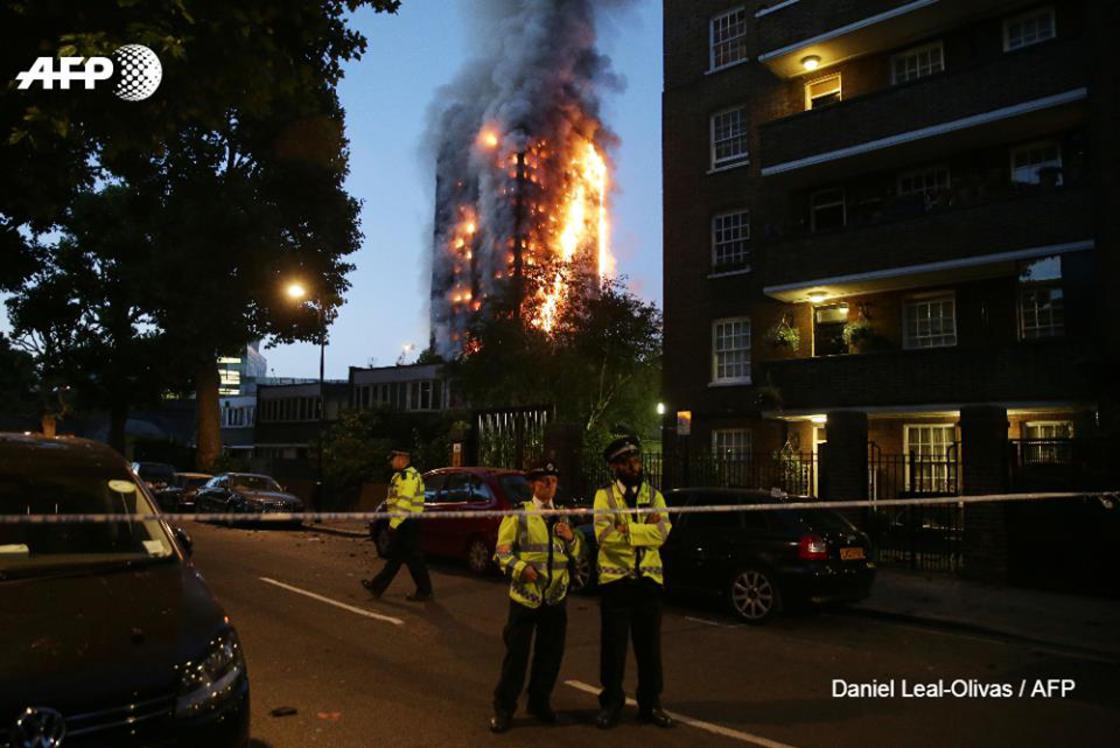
259, 577, 404, 626
684, 616, 738, 629
563, 680, 800, 748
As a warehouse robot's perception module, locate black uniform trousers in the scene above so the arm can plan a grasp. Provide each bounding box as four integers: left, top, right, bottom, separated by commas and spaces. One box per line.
598, 577, 664, 712
370, 519, 432, 595
493, 599, 568, 715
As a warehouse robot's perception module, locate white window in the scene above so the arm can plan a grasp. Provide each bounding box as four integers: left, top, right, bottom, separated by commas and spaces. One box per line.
1004, 6, 1055, 51
712, 210, 750, 270
1020, 286, 1064, 339
805, 74, 841, 110
1011, 141, 1062, 185
904, 294, 957, 349
810, 188, 845, 232
712, 317, 752, 384
710, 8, 747, 71
897, 166, 950, 199
904, 424, 956, 493
1023, 420, 1073, 464
711, 107, 749, 169
891, 41, 944, 84
713, 428, 752, 458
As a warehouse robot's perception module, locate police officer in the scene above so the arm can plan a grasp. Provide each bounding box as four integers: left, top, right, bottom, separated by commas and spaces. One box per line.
594, 436, 674, 729
362, 448, 433, 602
489, 461, 583, 733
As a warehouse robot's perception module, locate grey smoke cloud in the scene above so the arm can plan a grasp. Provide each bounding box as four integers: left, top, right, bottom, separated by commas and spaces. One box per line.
425, 0, 632, 357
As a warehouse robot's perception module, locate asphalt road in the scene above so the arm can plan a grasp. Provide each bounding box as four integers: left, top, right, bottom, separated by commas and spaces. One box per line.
183, 521, 1120, 748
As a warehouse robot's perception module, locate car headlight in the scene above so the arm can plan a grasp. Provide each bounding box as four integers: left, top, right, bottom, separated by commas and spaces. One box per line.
175, 630, 246, 718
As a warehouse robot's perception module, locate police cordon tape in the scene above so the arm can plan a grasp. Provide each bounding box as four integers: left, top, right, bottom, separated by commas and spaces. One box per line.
1, 490, 1116, 524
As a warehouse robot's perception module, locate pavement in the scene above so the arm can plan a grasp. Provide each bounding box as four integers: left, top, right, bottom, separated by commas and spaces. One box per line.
306, 518, 1120, 658
184, 520, 1120, 747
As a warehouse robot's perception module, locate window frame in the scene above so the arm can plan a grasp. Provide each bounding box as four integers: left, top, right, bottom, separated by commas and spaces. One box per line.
1022, 420, 1074, 464
1010, 140, 1063, 186
903, 292, 958, 350
890, 40, 945, 85
712, 428, 752, 459
1003, 6, 1056, 52
710, 106, 749, 171
709, 7, 748, 73
810, 187, 846, 232
897, 165, 951, 199
804, 73, 842, 110
711, 209, 751, 271
903, 423, 957, 493
1019, 283, 1065, 340
711, 316, 753, 385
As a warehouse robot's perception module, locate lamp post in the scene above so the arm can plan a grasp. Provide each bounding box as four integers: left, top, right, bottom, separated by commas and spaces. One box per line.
286, 282, 327, 510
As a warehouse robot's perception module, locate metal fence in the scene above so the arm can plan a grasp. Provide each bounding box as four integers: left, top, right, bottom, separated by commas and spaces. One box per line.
584, 450, 817, 498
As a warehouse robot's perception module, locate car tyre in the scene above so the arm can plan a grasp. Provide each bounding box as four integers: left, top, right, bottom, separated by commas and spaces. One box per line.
374, 525, 392, 558
570, 553, 597, 594
466, 537, 492, 576
728, 567, 781, 624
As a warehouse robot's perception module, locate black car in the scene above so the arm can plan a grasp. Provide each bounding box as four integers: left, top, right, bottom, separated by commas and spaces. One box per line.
155, 472, 214, 513
195, 473, 303, 526
0, 433, 249, 747
574, 488, 875, 623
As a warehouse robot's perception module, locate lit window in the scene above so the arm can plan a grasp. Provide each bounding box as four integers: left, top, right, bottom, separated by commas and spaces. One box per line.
712, 317, 752, 384
712, 210, 750, 271
710, 8, 747, 71
891, 41, 944, 84
904, 424, 956, 493
1019, 255, 1064, 339
1011, 141, 1062, 185
711, 107, 749, 169
897, 166, 950, 199
810, 188, 845, 232
904, 294, 957, 349
1023, 421, 1073, 464
805, 74, 841, 110
1004, 6, 1055, 51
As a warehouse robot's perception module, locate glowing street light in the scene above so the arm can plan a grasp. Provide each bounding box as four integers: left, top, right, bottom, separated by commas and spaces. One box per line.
656, 402, 667, 416
286, 282, 307, 300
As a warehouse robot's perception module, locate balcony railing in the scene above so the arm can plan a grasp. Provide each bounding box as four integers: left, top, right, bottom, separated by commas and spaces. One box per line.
759, 37, 1087, 174
759, 341, 1096, 411
763, 185, 1092, 286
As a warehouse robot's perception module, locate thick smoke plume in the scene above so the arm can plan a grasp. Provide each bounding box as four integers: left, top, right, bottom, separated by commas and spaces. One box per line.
426, 0, 630, 357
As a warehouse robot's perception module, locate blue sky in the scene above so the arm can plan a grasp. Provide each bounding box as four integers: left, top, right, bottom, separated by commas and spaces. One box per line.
265, 0, 664, 379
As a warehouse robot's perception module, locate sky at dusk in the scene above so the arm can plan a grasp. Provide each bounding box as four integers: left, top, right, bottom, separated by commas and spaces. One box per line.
265, 0, 664, 380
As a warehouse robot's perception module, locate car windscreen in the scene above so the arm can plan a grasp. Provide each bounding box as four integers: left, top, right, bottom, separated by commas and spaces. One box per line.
183, 476, 210, 490
498, 475, 532, 504
0, 469, 175, 576
231, 475, 282, 492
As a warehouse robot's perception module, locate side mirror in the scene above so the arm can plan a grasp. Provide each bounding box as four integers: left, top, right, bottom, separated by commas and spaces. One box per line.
173, 526, 193, 559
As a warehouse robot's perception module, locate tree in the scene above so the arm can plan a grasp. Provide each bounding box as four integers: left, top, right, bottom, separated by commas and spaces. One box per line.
6, 185, 171, 449
0, 335, 38, 428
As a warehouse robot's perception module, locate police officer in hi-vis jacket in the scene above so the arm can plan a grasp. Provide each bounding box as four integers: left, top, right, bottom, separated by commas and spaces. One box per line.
362, 448, 433, 601
489, 461, 583, 733
594, 436, 674, 729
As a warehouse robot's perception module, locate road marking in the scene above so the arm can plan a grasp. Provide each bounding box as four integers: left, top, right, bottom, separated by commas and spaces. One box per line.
259, 577, 404, 626
563, 680, 800, 748
684, 615, 740, 629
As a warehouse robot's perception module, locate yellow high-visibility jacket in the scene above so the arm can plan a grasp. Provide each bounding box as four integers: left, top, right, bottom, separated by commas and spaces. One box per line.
594, 481, 671, 586
387, 466, 425, 529
494, 501, 584, 608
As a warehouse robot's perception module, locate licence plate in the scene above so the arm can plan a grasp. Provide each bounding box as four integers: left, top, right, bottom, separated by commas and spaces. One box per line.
840, 547, 865, 561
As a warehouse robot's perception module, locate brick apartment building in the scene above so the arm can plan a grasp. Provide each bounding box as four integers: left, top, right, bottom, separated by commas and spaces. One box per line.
663, 0, 1118, 506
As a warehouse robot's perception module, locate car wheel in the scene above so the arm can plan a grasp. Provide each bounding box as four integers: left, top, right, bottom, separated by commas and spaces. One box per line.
728, 568, 781, 624
374, 525, 392, 558
466, 537, 492, 576
570, 553, 596, 594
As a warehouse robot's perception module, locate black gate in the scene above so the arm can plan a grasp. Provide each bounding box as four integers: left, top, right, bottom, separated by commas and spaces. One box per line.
473, 406, 552, 470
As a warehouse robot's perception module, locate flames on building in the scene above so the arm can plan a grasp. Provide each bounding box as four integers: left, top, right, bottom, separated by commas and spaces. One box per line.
428, 0, 626, 357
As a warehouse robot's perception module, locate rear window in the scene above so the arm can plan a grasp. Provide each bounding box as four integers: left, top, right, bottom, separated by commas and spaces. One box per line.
772, 508, 857, 534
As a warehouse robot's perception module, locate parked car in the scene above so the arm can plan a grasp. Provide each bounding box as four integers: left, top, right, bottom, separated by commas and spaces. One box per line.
131, 461, 177, 491
573, 488, 876, 623
369, 467, 532, 575
155, 472, 214, 513
0, 433, 250, 747
195, 473, 303, 527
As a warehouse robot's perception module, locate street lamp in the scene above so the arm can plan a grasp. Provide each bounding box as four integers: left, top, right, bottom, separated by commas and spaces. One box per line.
286, 280, 327, 511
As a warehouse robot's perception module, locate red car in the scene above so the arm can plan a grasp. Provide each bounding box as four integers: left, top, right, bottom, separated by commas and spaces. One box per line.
368, 467, 531, 574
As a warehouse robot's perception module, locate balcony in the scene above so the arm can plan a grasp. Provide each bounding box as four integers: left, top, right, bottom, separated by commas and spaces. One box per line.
762, 186, 1093, 298
758, 38, 1087, 181
758, 340, 1096, 412
756, 0, 1029, 77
